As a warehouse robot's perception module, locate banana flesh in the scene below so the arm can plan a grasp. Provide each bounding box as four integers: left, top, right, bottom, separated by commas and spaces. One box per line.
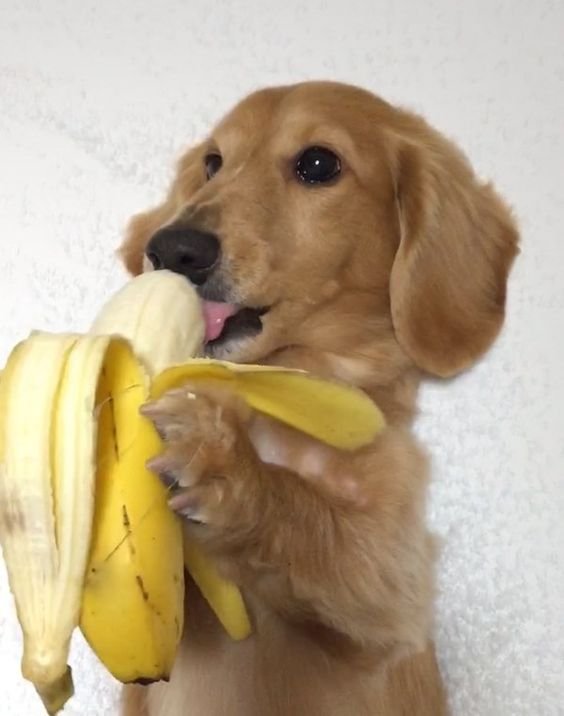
90, 270, 205, 374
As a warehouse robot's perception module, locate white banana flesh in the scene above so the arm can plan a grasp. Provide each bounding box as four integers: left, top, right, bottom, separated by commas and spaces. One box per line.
91, 270, 205, 373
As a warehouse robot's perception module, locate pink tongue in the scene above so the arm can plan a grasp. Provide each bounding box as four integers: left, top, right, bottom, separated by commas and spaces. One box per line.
201, 300, 238, 343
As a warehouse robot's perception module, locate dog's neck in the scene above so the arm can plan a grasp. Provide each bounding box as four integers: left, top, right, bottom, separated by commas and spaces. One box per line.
264, 342, 420, 428
256, 290, 422, 426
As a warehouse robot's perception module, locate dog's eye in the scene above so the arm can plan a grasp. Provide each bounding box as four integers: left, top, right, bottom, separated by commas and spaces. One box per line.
204, 153, 223, 180
295, 146, 341, 184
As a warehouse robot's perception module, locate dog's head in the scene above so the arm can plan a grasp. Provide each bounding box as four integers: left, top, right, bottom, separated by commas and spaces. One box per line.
120, 82, 518, 381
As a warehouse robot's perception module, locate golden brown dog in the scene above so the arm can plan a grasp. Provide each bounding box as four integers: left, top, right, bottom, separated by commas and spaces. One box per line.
119, 81, 519, 715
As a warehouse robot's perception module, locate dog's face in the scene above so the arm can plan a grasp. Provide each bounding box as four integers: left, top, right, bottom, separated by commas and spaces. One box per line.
121, 82, 518, 381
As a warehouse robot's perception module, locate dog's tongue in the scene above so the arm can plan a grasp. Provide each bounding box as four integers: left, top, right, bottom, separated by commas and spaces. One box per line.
201, 300, 238, 343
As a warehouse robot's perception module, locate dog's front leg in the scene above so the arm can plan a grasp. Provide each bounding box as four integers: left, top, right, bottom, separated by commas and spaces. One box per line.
141, 383, 435, 662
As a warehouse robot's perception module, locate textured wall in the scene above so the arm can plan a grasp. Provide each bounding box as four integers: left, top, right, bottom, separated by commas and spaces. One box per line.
1, 1, 563, 714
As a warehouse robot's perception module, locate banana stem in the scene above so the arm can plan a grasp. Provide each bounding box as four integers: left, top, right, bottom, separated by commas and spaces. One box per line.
22, 644, 74, 715
34, 667, 74, 716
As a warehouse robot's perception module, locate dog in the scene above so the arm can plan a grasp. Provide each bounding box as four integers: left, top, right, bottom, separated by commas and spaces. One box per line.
119, 81, 519, 715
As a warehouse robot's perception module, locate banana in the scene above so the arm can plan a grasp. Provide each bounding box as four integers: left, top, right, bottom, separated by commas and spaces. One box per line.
0, 268, 386, 714
0, 271, 207, 711
80, 271, 253, 678
78, 271, 205, 685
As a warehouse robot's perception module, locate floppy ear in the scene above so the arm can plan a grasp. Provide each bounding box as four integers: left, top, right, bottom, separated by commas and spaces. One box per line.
118, 200, 176, 275
118, 145, 205, 275
389, 132, 519, 378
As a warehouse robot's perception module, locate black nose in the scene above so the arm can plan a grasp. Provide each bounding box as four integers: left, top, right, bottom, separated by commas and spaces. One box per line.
145, 226, 221, 285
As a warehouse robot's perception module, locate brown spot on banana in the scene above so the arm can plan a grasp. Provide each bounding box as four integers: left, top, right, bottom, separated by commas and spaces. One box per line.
135, 575, 149, 602
0, 505, 26, 534
121, 505, 131, 530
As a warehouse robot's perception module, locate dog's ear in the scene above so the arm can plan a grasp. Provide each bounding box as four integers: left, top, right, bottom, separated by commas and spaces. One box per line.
118, 145, 205, 275
389, 131, 519, 377
119, 200, 175, 275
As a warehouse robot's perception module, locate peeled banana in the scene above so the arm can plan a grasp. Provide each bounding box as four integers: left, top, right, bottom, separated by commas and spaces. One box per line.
90, 269, 205, 374
0, 268, 385, 714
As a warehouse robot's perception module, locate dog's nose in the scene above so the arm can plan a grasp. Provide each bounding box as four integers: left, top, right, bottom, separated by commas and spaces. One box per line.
145, 226, 221, 285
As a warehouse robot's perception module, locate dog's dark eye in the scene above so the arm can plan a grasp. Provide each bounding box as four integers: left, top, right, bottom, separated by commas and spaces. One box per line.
295, 146, 341, 185
204, 153, 223, 180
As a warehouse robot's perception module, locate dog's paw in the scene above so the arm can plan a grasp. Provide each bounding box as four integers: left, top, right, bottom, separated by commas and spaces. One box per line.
141, 383, 255, 526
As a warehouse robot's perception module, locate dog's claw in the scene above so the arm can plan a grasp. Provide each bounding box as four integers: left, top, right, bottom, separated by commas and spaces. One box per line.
168, 490, 205, 523
146, 455, 182, 489
139, 401, 159, 417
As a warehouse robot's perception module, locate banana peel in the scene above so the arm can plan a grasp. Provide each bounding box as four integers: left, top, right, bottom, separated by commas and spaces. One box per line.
0, 345, 385, 648
0, 349, 386, 644
97, 348, 386, 642
151, 359, 384, 451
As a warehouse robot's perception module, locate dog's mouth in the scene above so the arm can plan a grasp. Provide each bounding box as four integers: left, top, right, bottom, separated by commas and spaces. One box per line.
201, 300, 268, 350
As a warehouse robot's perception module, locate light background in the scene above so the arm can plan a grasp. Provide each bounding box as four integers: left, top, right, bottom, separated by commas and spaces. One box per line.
0, 1, 563, 714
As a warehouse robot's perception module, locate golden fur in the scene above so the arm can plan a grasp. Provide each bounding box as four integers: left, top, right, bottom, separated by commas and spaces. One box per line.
118, 81, 519, 715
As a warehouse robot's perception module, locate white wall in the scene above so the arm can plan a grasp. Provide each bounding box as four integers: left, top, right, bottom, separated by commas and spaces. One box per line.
1, 1, 563, 714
